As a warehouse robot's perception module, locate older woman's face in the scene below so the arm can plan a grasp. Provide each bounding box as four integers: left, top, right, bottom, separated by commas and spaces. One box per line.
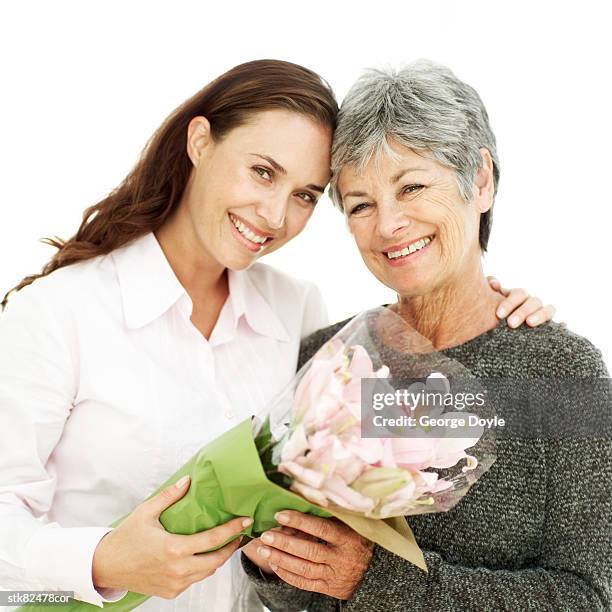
338, 140, 483, 298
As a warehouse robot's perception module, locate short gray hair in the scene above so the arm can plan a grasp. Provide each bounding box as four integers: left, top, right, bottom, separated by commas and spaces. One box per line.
330, 60, 500, 251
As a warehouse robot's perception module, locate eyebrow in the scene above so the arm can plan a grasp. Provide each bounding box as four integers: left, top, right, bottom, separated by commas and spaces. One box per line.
252, 153, 287, 175
250, 153, 325, 193
390, 167, 428, 184
343, 167, 428, 199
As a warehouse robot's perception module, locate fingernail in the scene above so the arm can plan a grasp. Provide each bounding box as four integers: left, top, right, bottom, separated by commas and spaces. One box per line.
527, 315, 538, 326
497, 307, 506, 318
242, 517, 253, 528
270, 564, 278, 571
175, 475, 190, 489
261, 532, 274, 544
275, 512, 289, 524
508, 316, 519, 328
257, 546, 271, 559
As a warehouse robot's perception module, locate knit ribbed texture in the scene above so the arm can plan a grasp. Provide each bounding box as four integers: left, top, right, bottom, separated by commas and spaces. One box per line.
243, 319, 612, 611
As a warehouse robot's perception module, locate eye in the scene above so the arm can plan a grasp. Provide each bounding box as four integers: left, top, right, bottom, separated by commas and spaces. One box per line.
348, 202, 372, 216
402, 184, 424, 196
296, 192, 318, 205
252, 166, 273, 181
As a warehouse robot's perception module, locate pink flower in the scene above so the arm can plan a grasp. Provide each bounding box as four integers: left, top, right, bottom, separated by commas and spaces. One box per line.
317, 404, 358, 434
298, 433, 368, 483
352, 467, 414, 500
280, 423, 309, 463
345, 435, 385, 464
292, 347, 346, 425
290, 481, 329, 507
279, 460, 325, 489
377, 482, 421, 516
319, 475, 376, 513
390, 413, 482, 470
389, 437, 438, 470
275, 338, 484, 519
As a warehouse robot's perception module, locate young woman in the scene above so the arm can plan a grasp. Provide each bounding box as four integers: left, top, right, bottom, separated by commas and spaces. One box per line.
0, 59, 554, 611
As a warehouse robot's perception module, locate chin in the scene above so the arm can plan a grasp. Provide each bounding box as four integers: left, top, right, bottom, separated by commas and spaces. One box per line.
386, 273, 435, 298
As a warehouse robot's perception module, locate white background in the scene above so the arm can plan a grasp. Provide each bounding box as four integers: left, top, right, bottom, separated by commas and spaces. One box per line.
1, 1, 611, 363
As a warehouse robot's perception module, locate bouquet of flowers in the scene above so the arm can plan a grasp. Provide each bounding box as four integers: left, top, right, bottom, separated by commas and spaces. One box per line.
21, 307, 496, 611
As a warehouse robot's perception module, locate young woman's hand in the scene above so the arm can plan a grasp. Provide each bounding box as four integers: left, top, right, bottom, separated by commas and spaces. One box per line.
92, 476, 251, 599
488, 277, 558, 328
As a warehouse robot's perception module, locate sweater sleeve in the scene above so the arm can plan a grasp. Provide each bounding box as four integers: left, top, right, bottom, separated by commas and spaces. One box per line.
241, 553, 338, 612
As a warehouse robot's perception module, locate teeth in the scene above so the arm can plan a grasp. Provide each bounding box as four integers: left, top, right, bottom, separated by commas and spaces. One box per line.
230, 215, 268, 245
386, 236, 433, 259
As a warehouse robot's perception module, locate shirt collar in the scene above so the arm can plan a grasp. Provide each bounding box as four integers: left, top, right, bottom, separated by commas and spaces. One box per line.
223, 268, 290, 344
111, 233, 188, 330
111, 232, 290, 343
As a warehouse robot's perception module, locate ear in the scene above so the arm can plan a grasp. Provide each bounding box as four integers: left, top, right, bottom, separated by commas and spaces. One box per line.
186, 116, 213, 167
473, 147, 495, 213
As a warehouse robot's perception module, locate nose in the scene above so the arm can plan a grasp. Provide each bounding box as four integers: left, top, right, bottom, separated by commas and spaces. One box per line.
376, 199, 411, 240
254, 194, 287, 231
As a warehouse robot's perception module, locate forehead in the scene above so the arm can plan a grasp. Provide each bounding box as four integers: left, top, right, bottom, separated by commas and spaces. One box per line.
226, 109, 330, 159
220, 109, 332, 184
337, 140, 443, 193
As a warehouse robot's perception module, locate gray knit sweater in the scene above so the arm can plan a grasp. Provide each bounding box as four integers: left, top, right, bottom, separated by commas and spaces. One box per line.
242, 318, 612, 611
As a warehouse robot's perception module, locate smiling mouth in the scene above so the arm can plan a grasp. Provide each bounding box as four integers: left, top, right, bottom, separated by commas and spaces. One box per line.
384, 235, 436, 260
229, 213, 273, 247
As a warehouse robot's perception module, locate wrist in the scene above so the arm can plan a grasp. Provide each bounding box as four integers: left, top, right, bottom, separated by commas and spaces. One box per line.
92, 531, 118, 590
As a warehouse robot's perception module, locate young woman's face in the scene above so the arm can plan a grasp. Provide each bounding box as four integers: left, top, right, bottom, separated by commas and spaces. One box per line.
183, 109, 332, 270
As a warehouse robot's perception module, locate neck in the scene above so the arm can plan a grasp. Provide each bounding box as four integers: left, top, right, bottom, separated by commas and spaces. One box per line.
154, 208, 227, 305
395, 261, 504, 350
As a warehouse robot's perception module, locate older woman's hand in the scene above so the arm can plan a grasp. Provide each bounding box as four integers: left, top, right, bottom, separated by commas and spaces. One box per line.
487, 277, 557, 328
242, 525, 313, 575
251, 511, 374, 600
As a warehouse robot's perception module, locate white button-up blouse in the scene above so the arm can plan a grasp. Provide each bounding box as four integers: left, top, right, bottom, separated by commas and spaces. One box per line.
0, 232, 328, 609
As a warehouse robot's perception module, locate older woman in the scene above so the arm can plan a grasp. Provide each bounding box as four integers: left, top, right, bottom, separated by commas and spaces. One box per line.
241, 61, 612, 610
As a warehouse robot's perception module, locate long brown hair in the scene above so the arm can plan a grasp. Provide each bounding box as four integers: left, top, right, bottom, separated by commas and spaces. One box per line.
2, 59, 338, 309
